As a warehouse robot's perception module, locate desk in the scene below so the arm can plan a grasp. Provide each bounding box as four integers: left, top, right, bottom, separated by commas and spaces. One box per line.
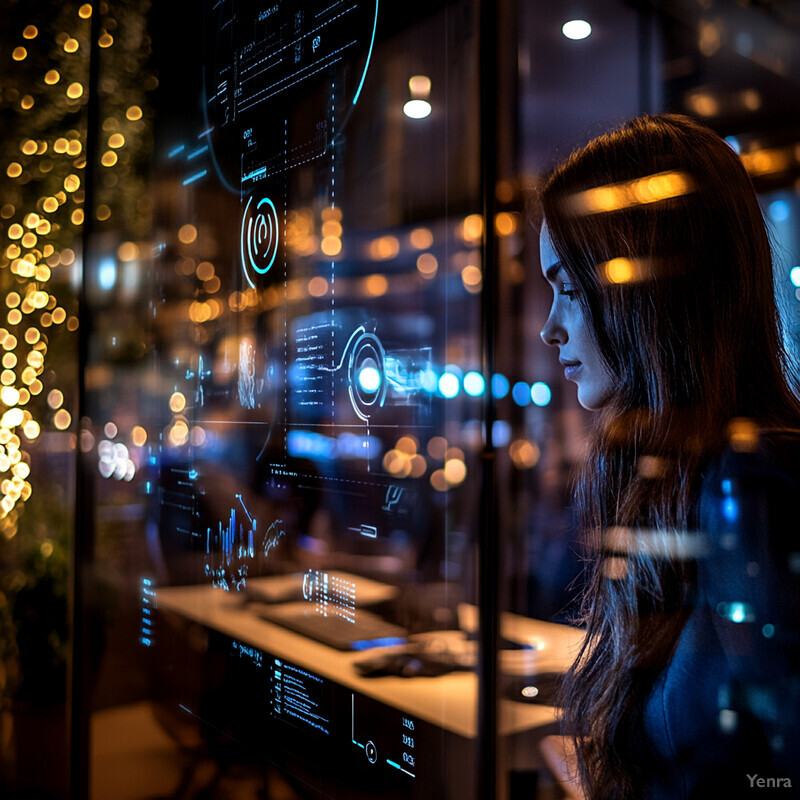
156, 582, 585, 740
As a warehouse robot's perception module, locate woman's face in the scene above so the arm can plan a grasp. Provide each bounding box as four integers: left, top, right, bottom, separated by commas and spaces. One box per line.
539, 221, 614, 410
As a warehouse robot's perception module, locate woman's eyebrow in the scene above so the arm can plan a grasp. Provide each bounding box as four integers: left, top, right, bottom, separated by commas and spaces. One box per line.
545, 261, 563, 282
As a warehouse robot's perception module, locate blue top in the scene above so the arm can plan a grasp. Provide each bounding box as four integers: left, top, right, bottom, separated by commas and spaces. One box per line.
642, 431, 800, 798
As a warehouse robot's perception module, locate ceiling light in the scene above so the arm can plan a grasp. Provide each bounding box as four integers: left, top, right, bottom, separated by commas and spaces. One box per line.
562, 19, 592, 40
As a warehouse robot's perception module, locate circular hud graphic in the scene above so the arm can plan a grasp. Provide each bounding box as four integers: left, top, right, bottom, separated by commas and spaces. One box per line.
347, 331, 387, 421
240, 194, 279, 288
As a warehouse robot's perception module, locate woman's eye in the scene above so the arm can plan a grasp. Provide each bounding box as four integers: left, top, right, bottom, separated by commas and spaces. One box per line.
559, 285, 577, 300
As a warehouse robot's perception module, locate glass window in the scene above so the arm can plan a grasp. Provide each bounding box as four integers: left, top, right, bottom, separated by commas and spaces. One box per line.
81, 3, 485, 800
2, 2, 799, 799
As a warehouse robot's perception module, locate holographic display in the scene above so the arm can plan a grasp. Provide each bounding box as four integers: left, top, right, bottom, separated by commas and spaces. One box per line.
303, 569, 357, 623
352, 693, 417, 778
271, 658, 332, 735
204, 0, 380, 189
240, 194, 280, 288
139, 577, 155, 648
203, 494, 287, 590
238, 338, 257, 408
292, 319, 388, 422
204, 497, 257, 590
144, 1, 482, 797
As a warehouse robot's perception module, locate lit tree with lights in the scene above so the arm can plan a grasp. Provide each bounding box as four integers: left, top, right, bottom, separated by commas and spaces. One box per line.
0, 1, 153, 540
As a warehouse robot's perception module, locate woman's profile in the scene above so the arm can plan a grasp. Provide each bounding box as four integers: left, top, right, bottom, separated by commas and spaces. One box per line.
538, 114, 800, 799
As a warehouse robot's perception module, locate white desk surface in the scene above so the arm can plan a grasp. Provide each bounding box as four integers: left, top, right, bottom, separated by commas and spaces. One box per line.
156, 583, 585, 740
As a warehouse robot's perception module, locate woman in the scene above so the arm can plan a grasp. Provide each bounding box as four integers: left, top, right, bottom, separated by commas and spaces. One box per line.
538, 114, 800, 799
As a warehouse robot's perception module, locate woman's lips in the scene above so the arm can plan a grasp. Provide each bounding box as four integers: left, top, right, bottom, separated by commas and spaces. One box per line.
563, 363, 581, 380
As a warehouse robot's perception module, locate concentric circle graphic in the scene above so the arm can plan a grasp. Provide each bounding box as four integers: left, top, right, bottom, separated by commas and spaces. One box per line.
347, 331, 387, 421
240, 195, 279, 288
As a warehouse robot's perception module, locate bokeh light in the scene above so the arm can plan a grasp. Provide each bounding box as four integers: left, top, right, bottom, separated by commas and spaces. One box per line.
463, 371, 486, 397
438, 372, 460, 398
512, 381, 531, 407
531, 382, 552, 407
492, 374, 509, 399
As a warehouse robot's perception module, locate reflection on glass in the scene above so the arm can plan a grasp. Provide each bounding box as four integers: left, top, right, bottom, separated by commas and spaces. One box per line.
7, 1, 793, 799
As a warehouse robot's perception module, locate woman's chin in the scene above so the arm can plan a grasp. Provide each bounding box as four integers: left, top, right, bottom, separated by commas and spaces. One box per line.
576, 385, 610, 411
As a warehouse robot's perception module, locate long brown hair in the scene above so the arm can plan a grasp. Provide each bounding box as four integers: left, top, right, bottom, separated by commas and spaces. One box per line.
540, 114, 800, 799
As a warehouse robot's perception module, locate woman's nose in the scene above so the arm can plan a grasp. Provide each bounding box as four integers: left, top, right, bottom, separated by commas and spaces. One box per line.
540, 309, 565, 347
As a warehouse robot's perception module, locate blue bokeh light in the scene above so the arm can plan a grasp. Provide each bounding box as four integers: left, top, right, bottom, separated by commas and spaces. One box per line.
492, 420, 512, 447
512, 381, 530, 407
724, 136, 741, 154
722, 496, 738, 523
491, 374, 509, 399
438, 372, 460, 398
98, 257, 117, 290
531, 381, 552, 407
463, 371, 485, 397
288, 430, 337, 461
717, 601, 752, 623
790, 266, 800, 288
769, 199, 790, 223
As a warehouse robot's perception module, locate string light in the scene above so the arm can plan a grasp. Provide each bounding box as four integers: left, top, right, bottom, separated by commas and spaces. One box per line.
0, 5, 152, 536
0, 12, 92, 532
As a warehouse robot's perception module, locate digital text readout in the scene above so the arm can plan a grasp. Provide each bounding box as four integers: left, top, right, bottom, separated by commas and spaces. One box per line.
271, 658, 332, 735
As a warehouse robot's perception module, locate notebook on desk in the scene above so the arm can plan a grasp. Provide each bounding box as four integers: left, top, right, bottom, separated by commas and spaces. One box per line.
252, 601, 408, 651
